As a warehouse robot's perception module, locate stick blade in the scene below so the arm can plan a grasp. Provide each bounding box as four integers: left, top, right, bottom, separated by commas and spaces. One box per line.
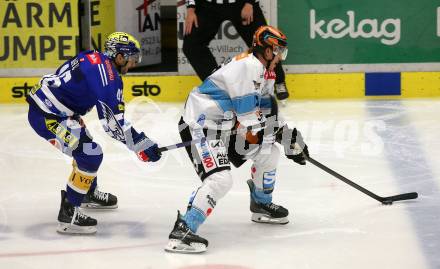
383, 192, 418, 203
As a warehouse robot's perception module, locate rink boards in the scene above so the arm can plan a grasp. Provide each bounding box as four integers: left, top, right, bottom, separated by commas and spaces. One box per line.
1, 72, 440, 104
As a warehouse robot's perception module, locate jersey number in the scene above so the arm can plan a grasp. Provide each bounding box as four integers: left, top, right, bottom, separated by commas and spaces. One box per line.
40, 63, 72, 88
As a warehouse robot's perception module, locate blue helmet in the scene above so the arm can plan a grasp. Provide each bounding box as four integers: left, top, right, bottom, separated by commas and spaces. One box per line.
104, 32, 142, 63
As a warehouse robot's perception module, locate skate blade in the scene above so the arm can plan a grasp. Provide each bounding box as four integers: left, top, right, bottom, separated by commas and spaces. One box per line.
251, 213, 289, 225
80, 203, 118, 210
57, 223, 97, 235
164, 239, 207, 254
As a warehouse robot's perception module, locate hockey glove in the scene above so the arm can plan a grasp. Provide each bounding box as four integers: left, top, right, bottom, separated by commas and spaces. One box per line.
130, 130, 161, 162
137, 143, 161, 162
287, 143, 309, 165
276, 126, 309, 165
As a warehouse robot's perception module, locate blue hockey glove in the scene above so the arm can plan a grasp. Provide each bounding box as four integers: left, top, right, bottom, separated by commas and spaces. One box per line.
131, 130, 161, 162
137, 143, 161, 162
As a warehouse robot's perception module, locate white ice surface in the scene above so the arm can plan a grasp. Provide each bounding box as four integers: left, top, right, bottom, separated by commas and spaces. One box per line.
0, 99, 439, 269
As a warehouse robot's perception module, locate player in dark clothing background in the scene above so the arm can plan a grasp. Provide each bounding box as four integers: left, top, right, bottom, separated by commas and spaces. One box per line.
182, 0, 290, 101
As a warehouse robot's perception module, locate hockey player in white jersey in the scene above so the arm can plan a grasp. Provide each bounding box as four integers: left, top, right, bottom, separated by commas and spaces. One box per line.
165, 26, 310, 253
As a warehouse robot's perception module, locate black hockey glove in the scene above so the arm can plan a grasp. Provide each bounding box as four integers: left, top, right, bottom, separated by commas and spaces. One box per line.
276, 126, 309, 165
288, 144, 309, 165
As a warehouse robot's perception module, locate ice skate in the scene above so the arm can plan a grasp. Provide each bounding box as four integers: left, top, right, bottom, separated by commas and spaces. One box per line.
275, 82, 289, 106
247, 180, 289, 224
57, 190, 97, 234
81, 187, 118, 209
165, 211, 208, 254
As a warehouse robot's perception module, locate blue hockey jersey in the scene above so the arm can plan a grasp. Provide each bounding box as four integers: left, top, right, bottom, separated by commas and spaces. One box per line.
27, 50, 152, 152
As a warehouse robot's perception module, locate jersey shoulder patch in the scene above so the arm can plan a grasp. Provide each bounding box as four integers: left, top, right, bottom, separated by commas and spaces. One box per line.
86, 52, 102, 65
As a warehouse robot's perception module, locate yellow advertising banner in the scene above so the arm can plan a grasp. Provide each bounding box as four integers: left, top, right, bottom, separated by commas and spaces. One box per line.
0, 0, 79, 68
0, 77, 40, 103
1, 73, 439, 104
0, 75, 201, 104
90, 0, 115, 52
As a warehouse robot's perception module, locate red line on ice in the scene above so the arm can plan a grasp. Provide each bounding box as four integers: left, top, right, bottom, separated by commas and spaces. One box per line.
0, 242, 163, 258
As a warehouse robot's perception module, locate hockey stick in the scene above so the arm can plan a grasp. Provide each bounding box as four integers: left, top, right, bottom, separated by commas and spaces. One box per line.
157, 137, 207, 153
157, 120, 279, 153
306, 156, 418, 205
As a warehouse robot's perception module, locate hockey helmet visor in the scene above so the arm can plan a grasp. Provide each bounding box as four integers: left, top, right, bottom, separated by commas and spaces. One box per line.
273, 46, 288, 61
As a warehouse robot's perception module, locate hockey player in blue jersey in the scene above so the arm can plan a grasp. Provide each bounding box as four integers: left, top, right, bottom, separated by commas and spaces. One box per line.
26, 32, 161, 234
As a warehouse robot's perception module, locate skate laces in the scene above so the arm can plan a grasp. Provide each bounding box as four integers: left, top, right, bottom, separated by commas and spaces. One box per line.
178, 220, 195, 238
178, 222, 190, 233
71, 207, 88, 225
94, 188, 109, 202
177, 221, 195, 244
268, 203, 280, 211
182, 229, 191, 240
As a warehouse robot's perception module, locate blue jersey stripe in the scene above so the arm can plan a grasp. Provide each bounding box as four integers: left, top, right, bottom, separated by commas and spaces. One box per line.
34, 88, 64, 116
198, 79, 233, 112
231, 93, 259, 115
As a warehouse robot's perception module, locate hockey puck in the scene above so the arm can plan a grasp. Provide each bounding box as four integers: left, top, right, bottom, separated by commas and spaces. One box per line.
382, 200, 393, 205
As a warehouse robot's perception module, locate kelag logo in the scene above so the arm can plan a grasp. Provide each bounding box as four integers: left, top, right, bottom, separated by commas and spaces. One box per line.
131, 81, 161, 96
11, 82, 33, 98
437, 7, 440, 37
310, 9, 401, 45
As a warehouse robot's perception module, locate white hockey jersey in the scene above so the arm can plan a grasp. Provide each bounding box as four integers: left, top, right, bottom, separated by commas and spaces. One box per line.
183, 52, 278, 131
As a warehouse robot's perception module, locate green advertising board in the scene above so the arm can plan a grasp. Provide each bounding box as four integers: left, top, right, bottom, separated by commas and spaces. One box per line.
278, 0, 440, 71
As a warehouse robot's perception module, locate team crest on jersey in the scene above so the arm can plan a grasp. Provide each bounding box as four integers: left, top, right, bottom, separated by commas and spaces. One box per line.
99, 101, 126, 142
264, 70, 276, 80
86, 52, 101, 65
